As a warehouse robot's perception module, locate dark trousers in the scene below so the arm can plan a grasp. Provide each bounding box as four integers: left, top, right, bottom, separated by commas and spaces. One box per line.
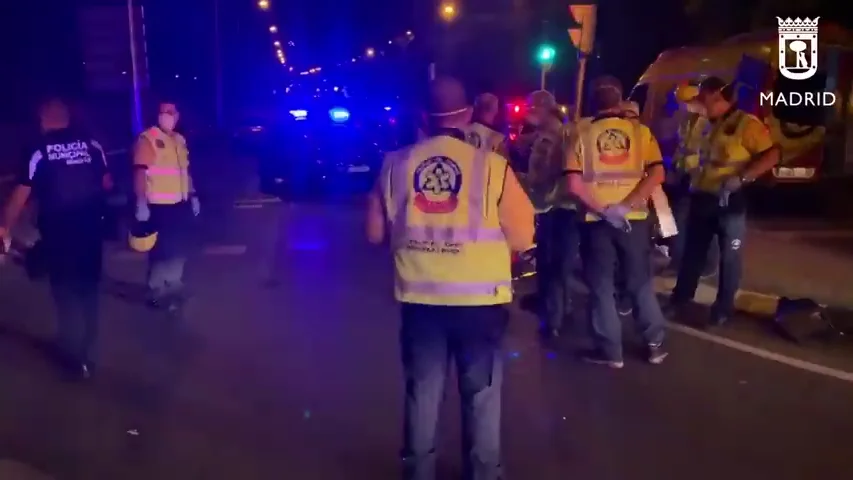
148, 202, 194, 297
41, 218, 103, 365
672, 193, 747, 317
667, 186, 719, 273
400, 303, 508, 480
580, 220, 666, 361
50, 277, 100, 364
535, 208, 580, 330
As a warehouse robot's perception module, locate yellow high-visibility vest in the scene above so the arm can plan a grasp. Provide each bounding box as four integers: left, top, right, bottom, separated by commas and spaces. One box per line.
379, 135, 512, 306
463, 122, 506, 155
139, 127, 190, 205
693, 110, 755, 193
673, 112, 709, 173
576, 115, 648, 221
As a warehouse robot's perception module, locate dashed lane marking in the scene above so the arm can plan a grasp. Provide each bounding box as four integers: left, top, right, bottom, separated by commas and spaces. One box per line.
234, 196, 282, 205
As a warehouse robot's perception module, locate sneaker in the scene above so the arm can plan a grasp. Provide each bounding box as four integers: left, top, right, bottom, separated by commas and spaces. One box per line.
582, 350, 624, 369
647, 344, 669, 365
617, 305, 633, 316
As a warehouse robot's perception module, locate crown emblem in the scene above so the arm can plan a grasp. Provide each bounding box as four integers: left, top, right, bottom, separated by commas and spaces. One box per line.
777, 17, 820, 35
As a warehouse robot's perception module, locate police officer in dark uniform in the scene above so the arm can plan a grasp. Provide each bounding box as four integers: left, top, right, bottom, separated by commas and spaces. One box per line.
0, 96, 111, 380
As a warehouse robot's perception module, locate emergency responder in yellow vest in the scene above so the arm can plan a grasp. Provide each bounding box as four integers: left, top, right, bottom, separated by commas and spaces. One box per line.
464, 93, 509, 158
133, 97, 200, 312
664, 83, 719, 276
565, 76, 669, 368
366, 76, 534, 480
514, 90, 578, 338
669, 76, 779, 326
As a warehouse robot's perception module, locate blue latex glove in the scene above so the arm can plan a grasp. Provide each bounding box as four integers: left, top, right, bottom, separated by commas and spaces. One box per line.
190, 196, 201, 216
718, 176, 743, 207
135, 200, 150, 222
602, 204, 632, 232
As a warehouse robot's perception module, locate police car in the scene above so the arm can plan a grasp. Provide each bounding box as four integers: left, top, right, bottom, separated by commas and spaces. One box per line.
257, 93, 398, 196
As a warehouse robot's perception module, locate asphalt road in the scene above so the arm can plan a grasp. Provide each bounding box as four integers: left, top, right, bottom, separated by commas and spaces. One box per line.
1, 190, 853, 480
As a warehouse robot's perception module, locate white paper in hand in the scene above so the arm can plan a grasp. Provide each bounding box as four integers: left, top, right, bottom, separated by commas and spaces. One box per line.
650, 186, 678, 238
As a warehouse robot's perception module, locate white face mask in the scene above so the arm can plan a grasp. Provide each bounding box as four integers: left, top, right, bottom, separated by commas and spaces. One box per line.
684, 102, 706, 116
158, 113, 177, 131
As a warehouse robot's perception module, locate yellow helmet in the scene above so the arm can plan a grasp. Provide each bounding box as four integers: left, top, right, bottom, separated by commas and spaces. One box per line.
674, 84, 700, 103
128, 220, 157, 252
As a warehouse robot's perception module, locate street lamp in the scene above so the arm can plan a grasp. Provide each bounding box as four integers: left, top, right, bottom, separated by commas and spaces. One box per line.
257, 0, 269, 11
269, 25, 277, 33
365, 47, 376, 58
273, 40, 281, 47
439, 3, 457, 22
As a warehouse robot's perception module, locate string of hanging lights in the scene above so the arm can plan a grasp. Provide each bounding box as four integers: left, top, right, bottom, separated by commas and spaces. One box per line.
256, 0, 287, 67
297, 30, 415, 76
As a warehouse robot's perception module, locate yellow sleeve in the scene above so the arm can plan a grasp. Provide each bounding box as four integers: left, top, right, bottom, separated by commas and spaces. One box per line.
641, 126, 664, 168
741, 117, 775, 155
133, 137, 155, 167
498, 167, 535, 251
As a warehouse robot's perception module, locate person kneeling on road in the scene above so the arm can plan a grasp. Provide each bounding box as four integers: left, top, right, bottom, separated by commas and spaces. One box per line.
564, 76, 669, 369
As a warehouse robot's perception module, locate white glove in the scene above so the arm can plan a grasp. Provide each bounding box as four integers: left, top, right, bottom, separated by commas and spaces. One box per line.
719, 176, 744, 207
602, 204, 632, 232
190, 196, 200, 216
135, 200, 150, 222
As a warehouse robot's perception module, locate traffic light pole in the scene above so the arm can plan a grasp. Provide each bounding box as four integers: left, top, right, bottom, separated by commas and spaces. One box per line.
574, 53, 588, 121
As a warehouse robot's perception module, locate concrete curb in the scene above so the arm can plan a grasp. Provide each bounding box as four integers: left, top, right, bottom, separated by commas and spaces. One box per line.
652, 276, 780, 317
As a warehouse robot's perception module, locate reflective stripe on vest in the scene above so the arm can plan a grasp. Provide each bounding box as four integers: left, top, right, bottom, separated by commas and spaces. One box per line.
578, 117, 647, 221
141, 128, 190, 204
384, 137, 511, 305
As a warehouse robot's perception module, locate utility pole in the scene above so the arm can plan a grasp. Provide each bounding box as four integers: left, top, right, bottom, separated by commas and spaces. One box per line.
214, 0, 224, 129
127, 0, 142, 134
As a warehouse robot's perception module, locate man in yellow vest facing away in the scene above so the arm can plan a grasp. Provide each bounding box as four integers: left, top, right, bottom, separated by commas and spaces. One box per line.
669, 77, 779, 326
565, 75, 669, 368
133, 97, 200, 311
464, 92, 509, 158
366, 77, 534, 480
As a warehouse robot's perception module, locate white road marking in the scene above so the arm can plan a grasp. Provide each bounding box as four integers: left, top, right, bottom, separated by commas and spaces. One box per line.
668, 322, 853, 383
234, 203, 264, 209
234, 197, 281, 205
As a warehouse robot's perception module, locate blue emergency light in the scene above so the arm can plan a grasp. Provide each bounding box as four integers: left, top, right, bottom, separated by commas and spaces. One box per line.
329, 107, 350, 122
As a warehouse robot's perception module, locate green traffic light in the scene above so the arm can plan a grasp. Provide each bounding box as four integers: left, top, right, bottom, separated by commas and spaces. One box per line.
537, 45, 556, 63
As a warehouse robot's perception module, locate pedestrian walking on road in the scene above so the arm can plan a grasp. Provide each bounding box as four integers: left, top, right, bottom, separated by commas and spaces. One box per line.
516, 90, 580, 339
669, 77, 779, 326
366, 76, 535, 480
133, 97, 200, 312
0, 95, 112, 380
564, 76, 670, 368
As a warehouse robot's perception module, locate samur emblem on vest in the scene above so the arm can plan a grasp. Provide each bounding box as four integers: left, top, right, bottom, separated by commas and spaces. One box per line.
413, 156, 462, 214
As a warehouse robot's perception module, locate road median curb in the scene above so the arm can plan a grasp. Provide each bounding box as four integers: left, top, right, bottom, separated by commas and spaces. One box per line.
653, 276, 780, 317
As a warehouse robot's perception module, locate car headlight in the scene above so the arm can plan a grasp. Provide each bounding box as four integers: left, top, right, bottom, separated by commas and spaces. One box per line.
329, 107, 350, 122
289, 110, 308, 120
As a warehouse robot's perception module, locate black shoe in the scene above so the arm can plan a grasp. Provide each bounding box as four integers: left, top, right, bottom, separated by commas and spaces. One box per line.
647, 344, 669, 365
581, 350, 624, 369
700, 268, 718, 279
708, 312, 729, 327
662, 299, 687, 319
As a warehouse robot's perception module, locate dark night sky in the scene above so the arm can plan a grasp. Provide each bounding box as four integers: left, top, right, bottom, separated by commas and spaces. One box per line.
0, 0, 847, 123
